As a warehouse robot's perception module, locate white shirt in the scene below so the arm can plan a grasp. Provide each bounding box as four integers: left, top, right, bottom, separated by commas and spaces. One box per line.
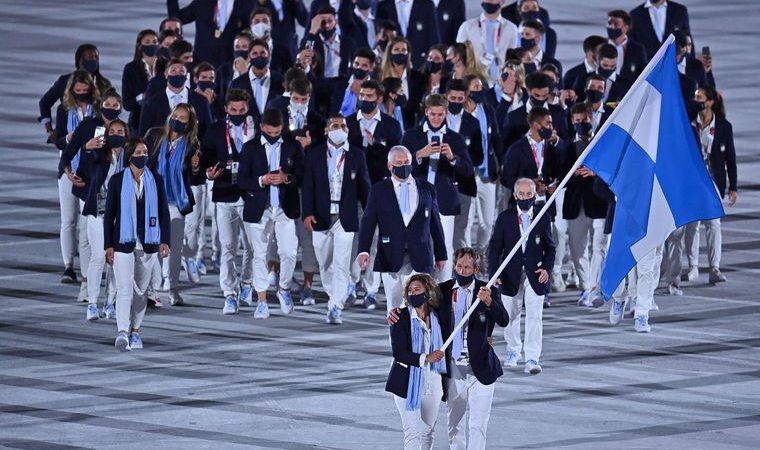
611, 36, 628, 74
248, 68, 271, 113
678, 57, 686, 74
289, 104, 309, 131
694, 113, 716, 163
452, 280, 474, 365
646, 0, 668, 42
323, 34, 342, 78
447, 112, 463, 133
395, 0, 413, 35
354, 7, 375, 48
591, 103, 605, 132
455, 15, 518, 84
391, 175, 419, 226
525, 99, 548, 114
409, 307, 434, 374
357, 109, 381, 141
584, 58, 596, 74
526, 133, 545, 173
326, 141, 348, 209
258, 135, 283, 187
165, 86, 188, 109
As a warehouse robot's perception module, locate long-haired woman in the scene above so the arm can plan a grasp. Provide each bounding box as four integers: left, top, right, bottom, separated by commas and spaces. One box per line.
122, 29, 159, 135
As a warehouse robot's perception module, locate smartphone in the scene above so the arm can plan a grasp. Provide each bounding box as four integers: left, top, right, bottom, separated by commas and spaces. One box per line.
431, 135, 441, 147
305, 39, 314, 50
269, 170, 279, 174
94, 126, 106, 139
214, 161, 225, 170
702, 46, 711, 57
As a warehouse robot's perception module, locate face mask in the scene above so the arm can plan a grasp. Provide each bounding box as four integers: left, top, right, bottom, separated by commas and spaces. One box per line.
538, 127, 553, 140
142, 44, 159, 57
170, 118, 187, 133
520, 38, 536, 50
107, 135, 126, 149
695, 101, 706, 112
357, 99, 377, 115
264, 132, 281, 144
328, 129, 348, 145
443, 60, 455, 73
233, 49, 249, 59
101, 107, 121, 121
521, 10, 540, 22
481, 2, 500, 14
425, 60, 442, 73
290, 99, 308, 114
198, 80, 214, 91
585, 89, 604, 103
82, 59, 99, 74
530, 95, 544, 108
470, 90, 484, 104
523, 62, 537, 74
377, 39, 388, 52
167, 74, 186, 89
73, 92, 90, 103
251, 56, 269, 70
251, 22, 271, 39
517, 197, 535, 211
407, 292, 429, 308
574, 122, 593, 136
394, 94, 408, 108
392, 163, 412, 179
320, 27, 336, 41
158, 47, 171, 60
352, 67, 368, 80
390, 53, 408, 66
356, 0, 372, 9
606, 27, 623, 40
448, 101, 464, 115
426, 119, 443, 132
130, 155, 148, 169
455, 272, 475, 287
597, 67, 615, 79
228, 113, 246, 126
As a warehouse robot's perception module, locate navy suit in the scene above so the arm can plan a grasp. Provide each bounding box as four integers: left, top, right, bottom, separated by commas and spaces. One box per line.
562, 62, 591, 96
228, 69, 285, 125
502, 103, 569, 150
488, 206, 556, 296
559, 140, 608, 220
103, 169, 171, 254
693, 115, 737, 198
200, 119, 249, 203
500, 135, 564, 193
619, 39, 648, 80
138, 89, 212, 138
301, 143, 371, 232
630, 0, 691, 60
437, 279, 509, 386
236, 134, 304, 223
435, 0, 466, 46
402, 127, 473, 215
358, 178, 447, 273
593, 178, 615, 235
258, 0, 309, 62
78, 150, 122, 217
449, 112, 482, 198
58, 116, 107, 200
266, 95, 328, 148
572, 73, 633, 105
301, 31, 358, 80
683, 57, 712, 88
376, 0, 441, 67
346, 112, 403, 184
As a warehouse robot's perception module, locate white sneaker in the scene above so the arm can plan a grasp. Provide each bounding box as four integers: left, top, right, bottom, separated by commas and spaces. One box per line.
577, 291, 593, 307
525, 360, 542, 375
685, 265, 699, 281
667, 283, 683, 296
277, 290, 294, 314
634, 315, 651, 333
709, 267, 727, 284
222, 296, 239, 315
551, 274, 566, 292
609, 298, 624, 325
169, 289, 184, 306
238, 283, 253, 307
115, 332, 130, 351
566, 270, 579, 288
504, 351, 519, 368
86, 304, 99, 321
77, 282, 89, 303
254, 302, 270, 319
185, 258, 200, 284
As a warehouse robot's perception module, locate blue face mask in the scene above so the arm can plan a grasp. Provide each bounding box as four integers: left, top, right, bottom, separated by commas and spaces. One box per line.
130, 155, 148, 169
392, 164, 412, 179
538, 127, 553, 140
520, 38, 536, 50
170, 118, 187, 133
353, 67, 369, 80
251, 56, 269, 70
81, 59, 99, 74
517, 197, 535, 211
407, 292, 429, 308
358, 99, 377, 115
142, 44, 159, 57
574, 122, 593, 136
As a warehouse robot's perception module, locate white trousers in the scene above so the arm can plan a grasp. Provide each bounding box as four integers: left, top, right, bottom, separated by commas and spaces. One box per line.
393, 374, 443, 450
502, 277, 544, 362
184, 185, 205, 260
86, 215, 114, 304
381, 257, 418, 313
684, 219, 722, 269
113, 249, 157, 332
244, 207, 297, 293
312, 219, 355, 310
166, 205, 186, 288
217, 201, 253, 297
76, 200, 91, 280
551, 188, 569, 276
471, 178, 497, 261
453, 193, 473, 251
446, 362, 495, 450
567, 209, 607, 291
438, 213, 456, 282
633, 245, 663, 317
58, 176, 86, 268
351, 230, 382, 295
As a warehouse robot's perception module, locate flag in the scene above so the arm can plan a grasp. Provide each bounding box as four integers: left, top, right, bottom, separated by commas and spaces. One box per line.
583, 36, 724, 298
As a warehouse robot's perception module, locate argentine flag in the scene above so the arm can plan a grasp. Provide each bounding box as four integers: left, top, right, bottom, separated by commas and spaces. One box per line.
582, 35, 725, 298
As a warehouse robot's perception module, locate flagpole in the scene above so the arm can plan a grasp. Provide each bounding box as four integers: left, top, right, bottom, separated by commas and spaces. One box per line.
439, 35, 676, 352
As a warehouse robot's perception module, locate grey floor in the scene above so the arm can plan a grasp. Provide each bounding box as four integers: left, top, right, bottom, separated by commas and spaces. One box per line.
1, 0, 759, 449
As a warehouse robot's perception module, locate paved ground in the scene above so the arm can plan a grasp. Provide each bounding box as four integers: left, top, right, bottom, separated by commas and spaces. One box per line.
0, 0, 759, 449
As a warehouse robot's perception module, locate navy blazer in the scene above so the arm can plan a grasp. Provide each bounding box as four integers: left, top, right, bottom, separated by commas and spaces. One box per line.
562, 62, 592, 96
167, 0, 253, 67
228, 69, 285, 125
199, 119, 251, 203
59, 116, 107, 200
488, 206, 556, 296
266, 95, 328, 148
358, 178, 447, 273
386, 306, 449, 402
300, 31, 358, 80
684, 57, 712, 89
500, 135, 564, 191
346, 112, 403, 185
449, 112, 482, 198
301, 143, 371, 232
437, 278, 509, 386
435, 0, 466, 46
376, 0, 441, 67
630, 0, 691, 60
121, 60, 152, 134
620, 39, 648, 80
503, 103, 569, 150
258, 0, 309, 60
559, 140, 608, 220
103, 169, 171, 254
693, 114, 737, 198
78, 149, 123, 217
39, 72, 112, 124
502, 2, 550, 27
236, 134, 304, 223
402, 127, 473, 216
593, 178, 615, 235
468, 103, 502, 180
144, 128, 202, 216
138, 89, 212, 138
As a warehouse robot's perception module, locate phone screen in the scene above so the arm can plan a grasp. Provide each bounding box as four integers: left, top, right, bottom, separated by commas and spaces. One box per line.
431, 136, 441, 146
94, 126, 106, 139
702, 46, 711, 57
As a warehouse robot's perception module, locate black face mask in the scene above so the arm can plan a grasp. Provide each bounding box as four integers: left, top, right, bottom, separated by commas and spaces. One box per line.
251, 56, 269, 70
264, 133, 281, 144
585, 89, 604, 103
517, 197, 535, 211
426, 120, 444, 132
500, 72, 510, 82
170, 118, 187, 133
530, 95, 544, 108
101, 107, 121, 121
320, 27, 336, 41
597, 67, 615, 79
425, 60, 442, 73
695, 101, 706, 112
167, 74, 186, 89
357, 99, 377, 115
407, 292, 429, 308
521, 11, 540, 23
391, 53, 408, 66
443, 60, 455, 73
481, 2, 500, 14
228, 114, 246, 126
130, 155, 149, 169
392, 164, 412, 179
455, 272, 474, 287
574, 122, 593, 136
520, 38, 536, 50
198, 80, 214, 91
538, 127, 553, 140
233, 50, 248, 59
606, 27, 623, 40
158, 47, 171, 60
81, 59, 99, 74
73, 92, 90, 103
394, 94, 408, 108
448, 101, 464, 115
377, 39, 388, 52
107, 135, 126, 149
142, 44, 159, 57
470, 90, 484, 104
353, 67, 368, 80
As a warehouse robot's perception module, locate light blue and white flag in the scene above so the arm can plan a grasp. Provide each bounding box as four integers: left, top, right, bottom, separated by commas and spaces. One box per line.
583, 35, 725, 298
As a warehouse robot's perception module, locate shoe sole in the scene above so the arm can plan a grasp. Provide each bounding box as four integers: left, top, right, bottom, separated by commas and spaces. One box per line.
115, 339, 130, 351
528, 369, 542, 375
60, 277, 76, 284
254, 315, 270, 319
302, 300, 315, 306
222, 310, 239, 315
87, 315, 99, 321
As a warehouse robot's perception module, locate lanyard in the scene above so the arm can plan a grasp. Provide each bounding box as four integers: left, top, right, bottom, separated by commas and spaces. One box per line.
529, 142, 543, 171
225, 121, 248, 156
478, 19, 503, 51
327, 148, 347, 174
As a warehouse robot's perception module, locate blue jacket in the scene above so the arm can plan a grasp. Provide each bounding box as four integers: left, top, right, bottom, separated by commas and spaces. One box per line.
228, 70, 285, 125
358, 178, 447, 273
138, 89, 212, 139
629, 0, 691, 60
346, 111, 403, 185
301, 142, 371, 232
692, 114, 737, 198
376, 0, 441, 67
435, 0, 466, 46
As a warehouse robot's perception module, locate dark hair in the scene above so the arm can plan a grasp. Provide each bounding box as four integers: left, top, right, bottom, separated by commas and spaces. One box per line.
284, 67, 308, 87
165, 58, 186, 71
608, 9, 632, 26
249, 38, 269, 54
159, 17, 182, 33
378, 19, 398, 32
170, 39, 193, 58
522, 19, 545, 35
132, 29, 158, 63
525, 71, 552, 90
448, 42, 468, 65
585, 73, 606, 86
447, 78, 468, 93
354, 46, 376, 63
328, 112, 345, 122
583, 35, 607, 53
193, 61, 215, 77
505, 48, 527, 61
570, 102, 591, 117
158, 29, 177, 44
123, 138, 146, 162
289, 77, 312, 96
225, 88, 251, 104
527, 106, 550, 125
541, 63, 560, 79
316, 5, 336, 15
453, 247, 483, 274
75, 43, 98, 68
402, 274, 441, 308
598, 43, 617, 61
101, 87, 123, 106
382, 77, 402, 95
360, 79, 385, 98
249, 6, 272, 22
701, 86, 726, 118
261, 108, 283, 127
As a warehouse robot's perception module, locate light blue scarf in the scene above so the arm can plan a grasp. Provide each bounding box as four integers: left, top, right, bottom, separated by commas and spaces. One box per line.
119, 168, 160, 245
67, 105, 92, 172
474, 104, 490, 178
158, 137, 190, 211
406, 307, 446, 411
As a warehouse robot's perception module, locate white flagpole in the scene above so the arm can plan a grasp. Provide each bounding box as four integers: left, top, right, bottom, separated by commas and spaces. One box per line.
439, 35, 676, 352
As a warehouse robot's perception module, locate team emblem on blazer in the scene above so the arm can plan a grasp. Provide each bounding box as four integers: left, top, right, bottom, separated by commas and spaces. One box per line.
535, 235, 540, 245
416, 22, 423, 31
382, 236, 390, 243
149, 217, 157, 227
350, 170, 356, 180
286, 157, 292, 167
443, 13, 450, 21
478, 312, 487, 323
465, 138, 471, 146
380, 139, 386, 146
721, 144, 726, 152
424, 208, 430, 218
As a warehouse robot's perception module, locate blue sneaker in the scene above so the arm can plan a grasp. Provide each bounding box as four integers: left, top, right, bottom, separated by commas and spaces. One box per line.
634, 315, 651, 333
577, 291, 592, 307
609, 298, 624, 325
277, 289, 294, 314
365, 293, 377, 310
345, 284, 357, 307
185, 258, 200, 284
86, 304, 99, 321
239, 283, 253, 307
129, 332, 143, 349
103, 303, 116, 320
325, 306, 343, 324
115, 332, 130, 351
197, 259, 208, 275
222, 296, 239, 315
504, 351, 519, 368
254, 302, 270, 319
301, 286, 315, 306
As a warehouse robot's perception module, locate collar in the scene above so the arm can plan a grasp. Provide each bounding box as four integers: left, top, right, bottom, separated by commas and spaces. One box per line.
645, 0, 667, 9
479, 13, 503, 24
525, 99, 547, 113
249, 67, 270, 81
678, 58, 686, 74
357, 108, 381, 122
518, 207, 534, 219
328, 141, 348, 154
611, 36, 629, 48
422, 122, 447, 134
260, 135, 283, 146
526, 132, 544, 147
533, 49, 544, 64
695, 112, 715, 129
165, 86, 186, 99
395, 0, 410, 5
453, 280, 475, 292
354, 8, 374, 21
591, 102, 606, 114
391, 175, 413, 188
583, 58, 596, 73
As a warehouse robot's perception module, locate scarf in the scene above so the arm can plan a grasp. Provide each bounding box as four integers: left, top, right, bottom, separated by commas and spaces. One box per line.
406, 307, 446, 411
158, 137, 190, 211
119, 168, 160, 245
474, 104, 490, 178
67, 105, 92, 172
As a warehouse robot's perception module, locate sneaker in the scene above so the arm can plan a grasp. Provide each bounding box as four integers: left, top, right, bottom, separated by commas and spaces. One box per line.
577, 291, 592, 307
197, 259, 208, 275
254, 302, 270, 319
77, 281, 89, 303
301, 286, 316, 306
129, 332, 143, 349
709, 267, 727, 284
267, 270, 278, 290
609, 298, 624, 325
222, 296, 239, 315
115, 332, 130, 351
169, 289, 184, 306
590, 290, 605, 308
277, 289, 294, 314
504, 351, 519, 368
651, 299, 659, 311
345, 284, 357, 307
566, 270, 579, 289
325, 306, 343, 324
365, 293, 377, 310
185, 258, 200, 284
86, 304, 99, 321
525, 360, 542, 375
147, 292, 163, 308
667, 283, 683, 296
160, 278, 171, 292
543, 294, 551, 308
288, 277, 302, 293
103, 303, 116, 319
634, 315, 651, 333
551, 274, 566, 292
683, 265, 699, 282
60, 267, 77, 283
239, 283, 253, 307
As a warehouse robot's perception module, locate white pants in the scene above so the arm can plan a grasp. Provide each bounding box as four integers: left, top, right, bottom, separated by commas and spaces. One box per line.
167, 205, 186, 289
503, 277, 544, 362
438, 213, 456, 282
184, 185, 205, 260
393, 374, 443, 450
453, 193, 473, 251
86, 215, 114, 304
76, 200, 91, 280
113, 249, 157, 332
551, 188, 569, 276
471, 178, 497, 261
684, 219, 722, 269
446, 362, 495, 450
245, 207, 297, 293
312, 219, 355, 310
217, 202, 253, 297
58, 176, 86, 268
296, 216, 319, 274
567, 210, 607, 291
381, 256, 418, 312
351, 230, 382, 295
634, 245, 663, 317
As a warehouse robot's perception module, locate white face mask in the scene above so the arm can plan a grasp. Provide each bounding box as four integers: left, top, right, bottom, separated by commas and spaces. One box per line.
290, 99, 308, 114
251, 22, 271, 39
328, 129, 348, 146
